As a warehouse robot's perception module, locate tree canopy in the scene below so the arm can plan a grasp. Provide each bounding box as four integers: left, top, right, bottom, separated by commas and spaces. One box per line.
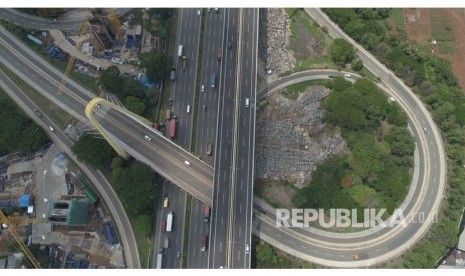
329, 38, 356, 66
71, 133, 117, 169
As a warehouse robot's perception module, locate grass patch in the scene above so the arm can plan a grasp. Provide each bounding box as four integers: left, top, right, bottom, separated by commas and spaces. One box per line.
430, 9, 455, 41
134, 229, 153, 268
253, 182, 282, 209
439, 42, 455, 55
360, 66, 381, 83
281, 80, 326, 100
294, 55, 336, 72
181, 195, 191, 268
388, 8, 404, 29
0, 62, 73, 128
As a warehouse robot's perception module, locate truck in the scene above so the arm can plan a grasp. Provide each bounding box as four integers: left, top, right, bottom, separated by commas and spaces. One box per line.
182, 56, 187, 70
201, 235, 208, 252
204, 205, 211, 223
169, 119, 176, 139
178, 45, 183, 58
210, 73, 216, 88
164, 236, 170, 249
166, 211, 174, 232
217, 48, 222, 61
156, 253, 163, 269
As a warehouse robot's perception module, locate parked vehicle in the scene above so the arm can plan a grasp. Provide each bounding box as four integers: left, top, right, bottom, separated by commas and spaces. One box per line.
163, 197, 169, 208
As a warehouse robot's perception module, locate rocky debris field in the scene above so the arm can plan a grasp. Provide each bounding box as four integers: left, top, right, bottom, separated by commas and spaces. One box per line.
255, 86, 346, 188
258, 8, 296, 81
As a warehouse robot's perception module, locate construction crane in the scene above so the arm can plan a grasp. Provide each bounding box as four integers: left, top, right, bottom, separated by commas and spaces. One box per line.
106, 9, 124, 40
0, 209, 41, 268
56, 8, 94, 95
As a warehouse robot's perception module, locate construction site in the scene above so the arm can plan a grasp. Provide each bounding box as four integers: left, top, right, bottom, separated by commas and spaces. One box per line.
26, 8, 163, 82
0, 144, 123, 268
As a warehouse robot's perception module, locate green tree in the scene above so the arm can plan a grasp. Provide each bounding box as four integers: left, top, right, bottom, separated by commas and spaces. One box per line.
351, 59, 363, 71
140, 49, 171, 82
112, 162, 157, 217
99, 66, 124, 95
124, 96, 146, 115
329, 38, 356, 66
71, 134, 117, 169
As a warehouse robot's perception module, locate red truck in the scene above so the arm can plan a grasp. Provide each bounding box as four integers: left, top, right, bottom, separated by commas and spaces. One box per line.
169, 119, 176, 139
204, 205, 210, 223
201, 236, 208, 252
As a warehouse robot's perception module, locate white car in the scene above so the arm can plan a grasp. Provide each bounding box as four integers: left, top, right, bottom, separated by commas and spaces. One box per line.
201, 85, 205, 92
245, 244, 250, 254
144, 135, 152, 141
184, 160, 191, 166
197, 9, 201, 15
423, 127, 428, 134
344, 73, 351, 78
49, 126, 55, 132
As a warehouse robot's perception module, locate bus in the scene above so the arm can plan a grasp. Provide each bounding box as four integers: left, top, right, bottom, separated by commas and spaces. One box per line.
166, 212, 174, 232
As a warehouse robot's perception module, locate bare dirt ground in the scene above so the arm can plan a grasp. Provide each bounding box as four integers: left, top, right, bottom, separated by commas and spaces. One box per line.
403, 8, 465, 90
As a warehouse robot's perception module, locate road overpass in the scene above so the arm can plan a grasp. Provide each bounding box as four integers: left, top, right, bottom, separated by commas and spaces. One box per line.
0, 8, 446, 268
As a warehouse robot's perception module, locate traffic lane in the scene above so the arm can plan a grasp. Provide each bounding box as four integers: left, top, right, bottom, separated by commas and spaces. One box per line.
0, 47, 90, 120
231, 7, 257, 268
0, 8, 81, 30
108, 107, 214, 179
187, 199, 210, 268
162, 182, 186, 268
209, 8, 239, 268
98, 111, 213, 203
0, 26, 95, 100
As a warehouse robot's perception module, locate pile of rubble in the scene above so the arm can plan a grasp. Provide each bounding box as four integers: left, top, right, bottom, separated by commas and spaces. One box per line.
255, 86, 346, 187
258, 8, 296, 78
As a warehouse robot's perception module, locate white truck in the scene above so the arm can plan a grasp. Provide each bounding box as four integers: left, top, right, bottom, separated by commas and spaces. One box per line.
166, 212, 174, 232
178, 45, 183, 59
156, 253, 163, 269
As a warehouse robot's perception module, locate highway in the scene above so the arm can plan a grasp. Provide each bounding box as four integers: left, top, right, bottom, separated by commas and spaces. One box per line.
228, 8, 258, 269
158, 8, 202, 269
0, 7, 447, 268
208, 8, 241, 269
187, 8, 228, 268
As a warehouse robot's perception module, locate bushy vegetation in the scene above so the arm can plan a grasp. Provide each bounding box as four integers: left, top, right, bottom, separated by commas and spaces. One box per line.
71, 133, 117, 170
324, 8, 465, 267
0, 90, 50, 155
293, 77, 414, 217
